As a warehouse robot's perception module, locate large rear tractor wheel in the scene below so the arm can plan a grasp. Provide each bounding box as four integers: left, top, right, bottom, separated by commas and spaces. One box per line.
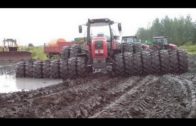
61, 47, 70, 60
25, 60, 34, 77
141, 51, 152, 75
133, 44, 143, 53
121, 43, 134, 53
42, 60, 51, 78
159, 50, 170, 74
33, 61, 43, 78
68, 57, 87, 79
50, 60, 60, 79
70, 45, 81, 58
124, 52, 134, 76
177, 49, 188, 73
168, 50, 178, 74
113, 53, 124, 75
60, 59, 69, 80
133, 52, 142, 75
150, 51, 161, 75
15, 61, 25, 77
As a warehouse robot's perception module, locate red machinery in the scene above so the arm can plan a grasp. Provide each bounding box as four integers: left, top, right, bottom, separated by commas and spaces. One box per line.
44, 39, 76, 58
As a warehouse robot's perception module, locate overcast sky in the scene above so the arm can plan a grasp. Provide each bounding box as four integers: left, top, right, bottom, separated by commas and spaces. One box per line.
0, 8, 196, 46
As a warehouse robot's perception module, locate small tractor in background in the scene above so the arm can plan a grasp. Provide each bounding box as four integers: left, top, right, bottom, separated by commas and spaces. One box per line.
150, 36, 177, 50
15, 18, 188, 79
121, 36, 150, 53
0, 38, 31, 63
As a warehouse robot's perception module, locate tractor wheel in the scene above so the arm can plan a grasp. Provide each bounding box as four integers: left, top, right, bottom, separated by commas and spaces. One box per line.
77, 57, 87, 77
61, 47, 70, 60
159, 50, 170, 74
50, 60, 60, 79
177, 49, 188, 73
42, 60, 51, 78
25, 60, 34, 77
15, 61, 25, 77
113, 53, 124, 75
168, 50, 178, 74
133, 52, 142, 75
33, 61, 42, 78
60, 59, 69, 80
150, 51, 161, 75
141, 51, 151, 75
70, 45, 81, 57
124, 52, 134, 76
68, 57, 87, 79
122, 43, 134, 53
133, 44, 143, 53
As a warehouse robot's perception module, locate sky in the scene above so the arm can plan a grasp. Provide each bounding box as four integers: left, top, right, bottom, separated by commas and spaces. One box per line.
0, 8, 196, 46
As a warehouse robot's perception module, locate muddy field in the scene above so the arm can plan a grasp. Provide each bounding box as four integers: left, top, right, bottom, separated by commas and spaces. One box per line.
0, 55, 196, 118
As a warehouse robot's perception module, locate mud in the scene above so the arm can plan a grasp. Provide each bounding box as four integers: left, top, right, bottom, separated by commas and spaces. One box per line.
0, 55, 196, 118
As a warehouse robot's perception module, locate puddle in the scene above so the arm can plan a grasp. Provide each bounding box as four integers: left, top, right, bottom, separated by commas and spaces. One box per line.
0, 74, 63, 93
0, 63, 63, 93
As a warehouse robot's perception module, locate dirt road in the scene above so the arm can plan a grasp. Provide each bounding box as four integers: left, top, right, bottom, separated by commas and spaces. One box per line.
0, 55, 196, 118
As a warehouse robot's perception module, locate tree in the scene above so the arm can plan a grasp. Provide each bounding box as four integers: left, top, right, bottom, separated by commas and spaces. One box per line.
136, 15, 196, 45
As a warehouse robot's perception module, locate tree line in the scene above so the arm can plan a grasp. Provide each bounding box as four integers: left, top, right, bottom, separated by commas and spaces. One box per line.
136, 15, 196, 45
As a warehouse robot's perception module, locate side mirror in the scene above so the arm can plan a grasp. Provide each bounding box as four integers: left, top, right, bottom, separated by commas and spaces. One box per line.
79, 25, 82, 33
118, 23, 122, 32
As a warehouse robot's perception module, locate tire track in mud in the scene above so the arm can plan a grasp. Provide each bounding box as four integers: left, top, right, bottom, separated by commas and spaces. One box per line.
30, 76, 129, 118
91, 75, 159, 118
0, 76, 125, 117
173, 75, 196, 118
55, 75, 155, 118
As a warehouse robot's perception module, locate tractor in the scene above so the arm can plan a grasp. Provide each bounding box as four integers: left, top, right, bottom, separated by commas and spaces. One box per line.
15, 18, 188, 79
151, 36, 177, 50
121, 36, 150, 53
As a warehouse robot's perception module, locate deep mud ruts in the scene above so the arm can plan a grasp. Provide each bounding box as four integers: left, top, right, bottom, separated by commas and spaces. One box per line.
0, 55, 195, 118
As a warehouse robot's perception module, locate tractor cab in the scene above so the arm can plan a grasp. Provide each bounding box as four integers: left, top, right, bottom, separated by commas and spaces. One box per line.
2, 38, 18, 52
122, 36, 140, 44
79, 18, 122, 73
152, 36, 176, 50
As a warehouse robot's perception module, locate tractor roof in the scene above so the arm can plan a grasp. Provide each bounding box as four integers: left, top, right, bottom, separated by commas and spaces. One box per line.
87, 18, 114, 26
122, 36, 137, 38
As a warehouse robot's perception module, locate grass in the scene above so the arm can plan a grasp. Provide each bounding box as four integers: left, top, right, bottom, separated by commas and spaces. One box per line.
19, 46, 48, 61
180, 44, 196, 55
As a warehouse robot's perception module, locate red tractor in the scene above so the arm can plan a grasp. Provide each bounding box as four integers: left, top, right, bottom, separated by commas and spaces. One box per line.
16, 18, 188, 79
62, 18, 122, 74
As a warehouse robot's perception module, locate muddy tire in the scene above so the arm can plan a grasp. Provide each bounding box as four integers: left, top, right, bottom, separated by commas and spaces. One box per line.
15, 61, 25, 77
42, 60, 51, 78
141, 51, 151, 75
168, 50, 178, 74
50, 60, 60, 79
159, 50, 170, 74
133, 44, 143, 53
122, 43, 134, 53
33, 61, 42, 78
113, 53, 124, 75
61, 47, 70, 60
124, 52, 134, 76
25, 60, 34, 77
60, 59, 69, 80
177, 49, 188, 73
133, 52, 142, 75
68, 57, 87, 79
70, 45, 81, 58
150, 51, 161, 75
